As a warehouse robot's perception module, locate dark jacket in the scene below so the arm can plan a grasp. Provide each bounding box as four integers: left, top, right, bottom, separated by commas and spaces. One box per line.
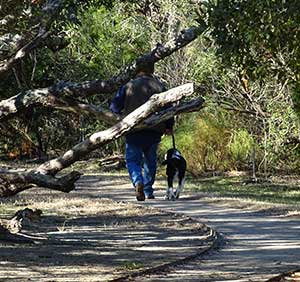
110, 73, 174, 146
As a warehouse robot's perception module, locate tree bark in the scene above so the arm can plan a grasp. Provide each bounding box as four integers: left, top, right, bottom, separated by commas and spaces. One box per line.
0, 0, 64, 78
0, 87, 117, 122
0, 25, 206, 122
53, 25, 207, 97
37, 83, 195, 175
0, 208, 42, 243
0, 83, 205, 197
0, 170, 81, 197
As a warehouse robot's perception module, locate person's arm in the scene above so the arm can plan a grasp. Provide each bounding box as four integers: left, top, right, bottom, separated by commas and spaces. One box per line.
109, 85, 126, 114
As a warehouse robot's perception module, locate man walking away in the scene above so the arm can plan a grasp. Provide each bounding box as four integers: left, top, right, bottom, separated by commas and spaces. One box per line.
110, 61, 173, 201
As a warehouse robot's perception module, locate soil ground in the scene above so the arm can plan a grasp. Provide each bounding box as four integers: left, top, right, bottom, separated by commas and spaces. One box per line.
1, 161, 300, 281
0, 173, 215, 282
93, 173, 300, 282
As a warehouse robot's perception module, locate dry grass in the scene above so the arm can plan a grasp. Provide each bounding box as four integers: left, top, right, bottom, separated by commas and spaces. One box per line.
0, 168, 213, 282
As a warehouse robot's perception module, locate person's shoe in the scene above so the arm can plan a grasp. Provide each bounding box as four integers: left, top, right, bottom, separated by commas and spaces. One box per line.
135, 183, 145, 201
146, 194, 155, 199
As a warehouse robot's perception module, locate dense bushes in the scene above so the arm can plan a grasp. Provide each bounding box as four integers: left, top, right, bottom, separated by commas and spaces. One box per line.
160, 112, 254, 174
160, 99, 300, 175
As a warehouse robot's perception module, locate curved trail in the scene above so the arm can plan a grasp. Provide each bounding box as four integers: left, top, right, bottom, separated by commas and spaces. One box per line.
79, 175, 300, 282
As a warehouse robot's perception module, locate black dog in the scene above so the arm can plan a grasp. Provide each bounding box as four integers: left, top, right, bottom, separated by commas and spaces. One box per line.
162, 148, 187, 200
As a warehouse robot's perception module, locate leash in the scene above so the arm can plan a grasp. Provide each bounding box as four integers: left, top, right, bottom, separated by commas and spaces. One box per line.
171, 132, 176, 149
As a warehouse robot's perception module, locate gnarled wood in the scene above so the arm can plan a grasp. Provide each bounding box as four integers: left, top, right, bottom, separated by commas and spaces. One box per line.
0, 0, 64, 78
0, 208, 42, 244
36, 83, 195, 175
0, 83, 204, 197
0, 170, 81, 197
0, 87, 118, 123
0, 25, 206, 122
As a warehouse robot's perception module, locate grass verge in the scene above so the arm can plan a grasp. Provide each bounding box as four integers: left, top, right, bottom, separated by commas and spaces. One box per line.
185, 175, 300, 206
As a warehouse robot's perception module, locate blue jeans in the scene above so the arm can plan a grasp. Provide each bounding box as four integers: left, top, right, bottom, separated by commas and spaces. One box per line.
125, 142, 159, 197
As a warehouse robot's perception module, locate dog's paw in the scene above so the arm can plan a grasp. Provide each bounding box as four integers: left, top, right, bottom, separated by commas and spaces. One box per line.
165, 188, 175, 201
167, 190, 175, 201
174, 191, 180, 199
165, 192, 172, 201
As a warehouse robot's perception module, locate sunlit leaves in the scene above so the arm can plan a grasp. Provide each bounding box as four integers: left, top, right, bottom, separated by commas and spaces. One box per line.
206, 0, 300, 82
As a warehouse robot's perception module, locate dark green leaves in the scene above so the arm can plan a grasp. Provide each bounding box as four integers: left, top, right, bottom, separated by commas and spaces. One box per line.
206, 0, 300, 82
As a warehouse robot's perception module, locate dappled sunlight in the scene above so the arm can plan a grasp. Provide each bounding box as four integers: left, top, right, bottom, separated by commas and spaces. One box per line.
0, 175, 212, 281
1, 173, 299, 281
86, 174, 300, 281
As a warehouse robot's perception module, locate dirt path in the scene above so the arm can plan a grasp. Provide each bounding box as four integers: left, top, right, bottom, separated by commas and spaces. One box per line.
1, 172, 299, 281
0, 174, 214, 282
97, 174, 300, 282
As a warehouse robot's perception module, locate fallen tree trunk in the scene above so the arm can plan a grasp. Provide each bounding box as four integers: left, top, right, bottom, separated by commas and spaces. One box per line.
0, 83, 205, 197
98, 155, 126, 170
36, 83, 195, 175
0, 170, 82, 197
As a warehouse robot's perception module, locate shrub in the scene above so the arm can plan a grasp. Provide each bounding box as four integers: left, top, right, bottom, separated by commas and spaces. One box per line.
229, 129, 254, 170
160, 112, 256, 175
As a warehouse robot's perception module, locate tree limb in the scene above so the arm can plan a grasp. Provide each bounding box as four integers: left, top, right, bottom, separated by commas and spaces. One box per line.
37, 83, 195, 175
0, 170, 81, 197
0, 83, 204, 197
0, 24, 206, 122
58, 25, 207, 97
0, 0, 64, 78
0, 86, 120, 123
142, 97, 205, 128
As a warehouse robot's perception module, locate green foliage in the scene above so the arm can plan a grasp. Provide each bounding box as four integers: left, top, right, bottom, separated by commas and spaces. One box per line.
187, 47, 219, 83
266, 106, 300, 172
187, 176, 300, 205
229, 130, 253, 168
121, 261, 144, 270
206, 0, 300, 83
160, 112, 256, 174
2, 0, 300, 177
0, 1, 154, 158
291, 82, 300, 116
68, 4, 151, 79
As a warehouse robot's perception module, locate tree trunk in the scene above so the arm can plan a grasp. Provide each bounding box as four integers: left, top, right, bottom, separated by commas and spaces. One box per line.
0, 83, 205, 197
0, 26, 206, 122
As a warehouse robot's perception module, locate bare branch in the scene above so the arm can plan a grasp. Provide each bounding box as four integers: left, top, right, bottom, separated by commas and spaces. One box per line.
0, 170, 81, 197
142, 97, 205, 128
51, 25, 207, 97
0, 83, 204, 197
0, 0, 64, 78
0, 24, 207, 122
0, 86, 120, 123
36, 83, 195, 175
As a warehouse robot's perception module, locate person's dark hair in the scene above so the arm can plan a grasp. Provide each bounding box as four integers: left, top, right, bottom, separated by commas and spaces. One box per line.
136, 60, 155, 74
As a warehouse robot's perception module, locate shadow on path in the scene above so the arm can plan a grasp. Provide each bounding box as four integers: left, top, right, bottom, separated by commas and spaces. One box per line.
81, 174, 300, 282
